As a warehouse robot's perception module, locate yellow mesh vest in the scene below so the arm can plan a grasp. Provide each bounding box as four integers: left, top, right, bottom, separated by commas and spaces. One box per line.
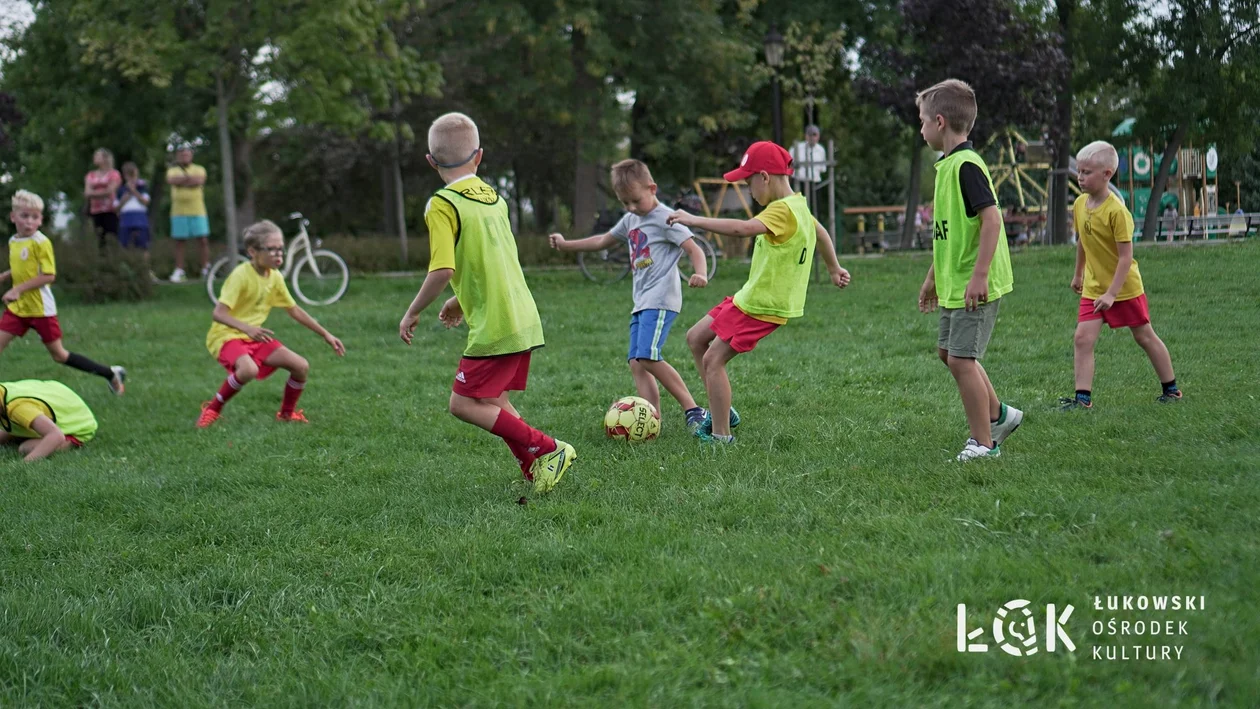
435, 180, 544, 357
732, 194, 816, 319
0, 380, 98, 442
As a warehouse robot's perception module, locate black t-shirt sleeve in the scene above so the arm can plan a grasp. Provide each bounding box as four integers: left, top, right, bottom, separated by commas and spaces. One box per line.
959, 162, 997, 218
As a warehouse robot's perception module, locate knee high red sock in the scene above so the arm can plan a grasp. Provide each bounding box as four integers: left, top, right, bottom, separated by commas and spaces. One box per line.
280, 378, 305, 415
490, 410, 556, 474
207, 374, 244, 413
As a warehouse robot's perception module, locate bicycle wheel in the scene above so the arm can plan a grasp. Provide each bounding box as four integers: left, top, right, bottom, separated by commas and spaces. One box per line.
679, 235, 719, 282
577, 247, 631, 284
206, 254, 247, 304
291, 249, 350, 305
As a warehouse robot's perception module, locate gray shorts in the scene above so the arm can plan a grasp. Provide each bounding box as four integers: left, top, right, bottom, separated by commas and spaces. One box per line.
938, 299, 1001, 359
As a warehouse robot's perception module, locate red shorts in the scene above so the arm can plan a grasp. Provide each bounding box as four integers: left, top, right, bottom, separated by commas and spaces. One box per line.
453, 351, 532, 398
218, 338, 285, 380
1079, 294, 1150, 329
707, 297, 780, 353
0, 311, 62, 343
66, 435, 84, 448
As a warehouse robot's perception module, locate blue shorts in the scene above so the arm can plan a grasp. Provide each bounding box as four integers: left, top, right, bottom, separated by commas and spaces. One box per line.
119, 213, 150, 249
627, 309, 678, 361
170, 215, 210, 239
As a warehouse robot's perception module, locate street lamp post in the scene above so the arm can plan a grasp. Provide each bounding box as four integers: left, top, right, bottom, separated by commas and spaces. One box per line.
764, 24, 785, 147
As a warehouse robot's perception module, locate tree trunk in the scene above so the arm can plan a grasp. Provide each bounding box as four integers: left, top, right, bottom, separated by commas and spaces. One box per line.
233, 134, 255, 231
629, 95, 647, 161
216, 73, 239, 257
1141, 122, 1189, 240
571, 27, 599, 234
900, 136, 923, 248
392, 126, 408, 266
1049, 0, 1075, 246
381, 161, 393, 233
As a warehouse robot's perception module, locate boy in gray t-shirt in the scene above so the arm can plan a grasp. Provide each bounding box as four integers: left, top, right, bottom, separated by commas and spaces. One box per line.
550, 159, 710, 431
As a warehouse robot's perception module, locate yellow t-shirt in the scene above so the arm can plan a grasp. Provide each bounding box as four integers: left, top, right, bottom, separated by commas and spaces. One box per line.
738, 200, 801, 325
7, 233, 57, 317
205, 262, 296, 357
1074, 193, 1143, 301
166, 163, 208, 217
425, 175, 478, 272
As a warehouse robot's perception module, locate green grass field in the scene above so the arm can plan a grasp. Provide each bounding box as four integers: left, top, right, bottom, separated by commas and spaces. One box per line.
2, 242, 1258, 706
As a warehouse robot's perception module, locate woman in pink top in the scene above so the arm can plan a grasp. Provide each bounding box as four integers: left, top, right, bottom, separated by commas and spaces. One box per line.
84, 148, 122, 249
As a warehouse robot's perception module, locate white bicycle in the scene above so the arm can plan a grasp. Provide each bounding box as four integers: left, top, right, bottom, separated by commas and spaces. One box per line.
206, 212, 350, 305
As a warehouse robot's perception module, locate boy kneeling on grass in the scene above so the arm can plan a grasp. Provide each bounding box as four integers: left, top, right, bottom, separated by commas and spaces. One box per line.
1, 379, 97, 462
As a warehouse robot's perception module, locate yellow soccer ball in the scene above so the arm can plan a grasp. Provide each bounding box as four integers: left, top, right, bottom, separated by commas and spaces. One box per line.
604, 396, 661, 442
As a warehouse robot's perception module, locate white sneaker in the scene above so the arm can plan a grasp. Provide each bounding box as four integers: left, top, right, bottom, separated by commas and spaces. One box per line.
990, 404, 1024, 446
169, 268, 186, 283
107, 365, 127, 396
956, 438, 1000, 462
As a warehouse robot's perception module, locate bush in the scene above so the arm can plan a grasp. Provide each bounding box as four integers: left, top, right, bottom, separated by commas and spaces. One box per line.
54, 239, 154, 303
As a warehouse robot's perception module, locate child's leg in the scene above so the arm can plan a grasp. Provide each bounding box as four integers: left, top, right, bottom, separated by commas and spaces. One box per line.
262, 347, 310, 415
46, 339, 114, 381
686, 316, 717, 386
628, 359, 661, 413
0, 331, 14, 356
450, 392, 556, 474
701, 340, 740, 436
1131, 324, 1175, 384
208, 355, 258, 413
641, 359, 698, 411
947, 356, 994, 448
486, 393, 549, 473
1073, 320, 1104, 392
974, 362, 1002, 421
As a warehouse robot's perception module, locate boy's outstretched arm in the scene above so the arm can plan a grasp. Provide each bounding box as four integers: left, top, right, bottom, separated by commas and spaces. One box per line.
400, 268, 454, 344
287, 305, 346, 355
667, 210, 766, 239
22, 416, 66, 462
963, 205, 1001, 311
679, 237, 709, 288
813, 219, 850, 288
549, 232, 619, 252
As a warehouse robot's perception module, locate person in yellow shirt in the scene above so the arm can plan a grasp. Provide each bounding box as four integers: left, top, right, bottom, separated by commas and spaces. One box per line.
0, 190, 126, 395
667, 141, 850, 444
197, 220, 345, 428
165, 145, 211, 283
0, 379, 98, 462
397, 112, 574, 493
1062, 140, 1180, 410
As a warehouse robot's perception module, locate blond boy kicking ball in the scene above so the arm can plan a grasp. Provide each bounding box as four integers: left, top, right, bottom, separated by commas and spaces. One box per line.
667, 141, 850, 444
1061, 140, 1181, 410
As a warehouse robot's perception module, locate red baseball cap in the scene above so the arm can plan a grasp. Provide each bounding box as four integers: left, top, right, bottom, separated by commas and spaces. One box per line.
723, 141, 793, 182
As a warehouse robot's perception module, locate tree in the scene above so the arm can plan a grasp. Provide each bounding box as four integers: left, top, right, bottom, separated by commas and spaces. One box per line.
856, 0, 1066, 247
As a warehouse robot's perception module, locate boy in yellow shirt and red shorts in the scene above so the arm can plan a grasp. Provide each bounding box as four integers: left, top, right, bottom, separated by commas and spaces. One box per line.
1061, 140, 1181, 410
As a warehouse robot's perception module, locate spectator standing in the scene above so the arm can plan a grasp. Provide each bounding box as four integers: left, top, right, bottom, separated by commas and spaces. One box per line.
84, 148, 121, 249
166, 145, 210, 283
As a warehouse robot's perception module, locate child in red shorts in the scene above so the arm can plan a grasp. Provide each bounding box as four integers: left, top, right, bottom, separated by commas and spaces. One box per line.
0, 190, 127, 394
197, 220, 345, 427
398, 112, 573, 493
1063, 140, 1180, 410
668, 142, 850, 443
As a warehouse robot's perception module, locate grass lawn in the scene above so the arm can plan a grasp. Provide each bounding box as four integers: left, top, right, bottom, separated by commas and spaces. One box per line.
1, 241, 1258, 706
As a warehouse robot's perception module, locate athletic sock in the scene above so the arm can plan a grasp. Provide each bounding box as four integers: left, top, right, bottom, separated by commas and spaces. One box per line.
992, 403, 1007, 425
1161, 379, 1178, 395
207, 374, 244, 413
280, 378, 305, 415
63, 353, 113, 379
490, 410, 556, 474
1075, 389, 1092, 404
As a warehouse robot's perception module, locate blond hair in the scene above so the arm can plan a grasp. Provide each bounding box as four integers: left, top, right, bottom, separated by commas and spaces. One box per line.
427, 112, 481, 166
94, 148, 114, 169
915, 79, 978, 134
11, 189, 44, 212
243, 219, 282, 251
1076, 140, 1119, 172
610, 159, 655, 193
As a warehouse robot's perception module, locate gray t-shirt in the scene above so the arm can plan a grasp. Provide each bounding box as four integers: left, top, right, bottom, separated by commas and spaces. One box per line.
610, 203, 694, 313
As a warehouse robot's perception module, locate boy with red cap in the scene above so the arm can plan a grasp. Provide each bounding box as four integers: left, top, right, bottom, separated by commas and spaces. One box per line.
667, 141, 850, 444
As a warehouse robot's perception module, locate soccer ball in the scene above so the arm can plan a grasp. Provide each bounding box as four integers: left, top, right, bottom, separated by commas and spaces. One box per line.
604, 396, 661, 442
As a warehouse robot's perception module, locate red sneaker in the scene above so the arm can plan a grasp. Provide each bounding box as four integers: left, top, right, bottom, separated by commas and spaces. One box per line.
196, 402, 221, 428
276, 409, 310, 423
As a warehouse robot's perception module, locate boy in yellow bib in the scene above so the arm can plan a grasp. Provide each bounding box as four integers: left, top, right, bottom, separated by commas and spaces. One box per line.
0, 379, 98, 462
915, 79, 1022, 462
668, 141, 850, 444
398, 113, 573, 493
